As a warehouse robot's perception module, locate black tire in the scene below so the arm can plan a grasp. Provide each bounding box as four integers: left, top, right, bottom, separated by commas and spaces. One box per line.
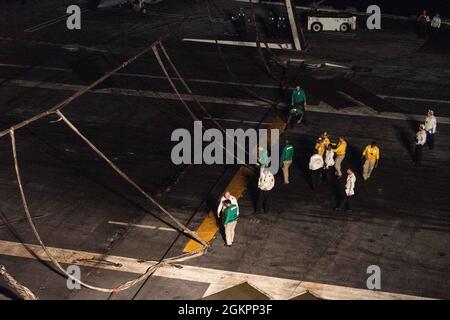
340, 23, 349, 32
311, 22, 323, 32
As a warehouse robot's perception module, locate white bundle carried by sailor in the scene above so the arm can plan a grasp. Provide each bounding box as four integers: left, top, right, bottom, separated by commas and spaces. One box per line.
258, 168, 275, 191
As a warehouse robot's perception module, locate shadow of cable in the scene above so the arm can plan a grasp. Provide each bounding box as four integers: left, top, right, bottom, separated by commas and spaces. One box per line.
0, 207, 61, 277
0, 286, 21, 300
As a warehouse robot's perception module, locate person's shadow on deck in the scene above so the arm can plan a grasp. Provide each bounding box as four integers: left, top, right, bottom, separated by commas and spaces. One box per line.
294, 135, 315, 189
346, 144, 363, 178
393, 124, 416, 161
207, 194, 227, 244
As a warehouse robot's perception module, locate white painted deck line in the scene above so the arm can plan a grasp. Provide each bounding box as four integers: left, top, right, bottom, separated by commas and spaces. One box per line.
0, 240, 433, 300
0, 78, 270, 108
2, 62, 450, 106
202, 117, 272, 125
379, 95, 450, 105
2, 78, 450, 124
182, 38, 293, 50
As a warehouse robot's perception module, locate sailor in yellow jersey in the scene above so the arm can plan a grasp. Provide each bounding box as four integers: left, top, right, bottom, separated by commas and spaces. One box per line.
314, 132, 331, 157
332, 137, 347, 178
315, 137, 325, 156
322, 132, 331, 148
361, 141, 380, 180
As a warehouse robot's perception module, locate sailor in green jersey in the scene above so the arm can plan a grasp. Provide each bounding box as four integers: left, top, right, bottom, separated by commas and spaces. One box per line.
281, 140, 294, 184
223, 200, 239, 247
291, 85, 307, 107
288, 85, 308, 128
258, 146, 270, 168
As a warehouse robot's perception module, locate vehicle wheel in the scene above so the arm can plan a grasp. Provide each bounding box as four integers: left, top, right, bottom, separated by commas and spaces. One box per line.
340, 23, 349, 32
311, 22, 323, 32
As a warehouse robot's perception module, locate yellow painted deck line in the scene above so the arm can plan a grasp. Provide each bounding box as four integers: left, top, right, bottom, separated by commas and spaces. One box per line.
183, 116, 287, 253
183, 166, 254, 253
0, 240, 433, 300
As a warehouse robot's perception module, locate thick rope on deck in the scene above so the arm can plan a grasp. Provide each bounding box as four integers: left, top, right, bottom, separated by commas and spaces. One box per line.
2, 15, 210, 295
55, 111, 207, 247
114, 248, 205, 294
153, 45, 199, 121
0, 265, 38, 300
10, 128, 206, 293
0, 14, 191, 140
0, 49, 149, 140
11, 129, 117, 293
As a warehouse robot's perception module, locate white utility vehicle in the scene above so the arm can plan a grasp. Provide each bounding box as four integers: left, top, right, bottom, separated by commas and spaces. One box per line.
307, 16, 357, 32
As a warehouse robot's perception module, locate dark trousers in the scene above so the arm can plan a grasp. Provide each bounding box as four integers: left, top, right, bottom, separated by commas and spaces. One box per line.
235, 19, 246, 35
427, 132, 435, 150
418, 23, 428, 38
339, 195, 352, 210
288, 111, 304, 129
430, 27, 439, 39
311, 169, 322, 190
288, 112, 300, 129
256, 189, 269, 213
301, 109, 307, 125
288, 103, 306, 128
323, 167, 334, 185
415, 144, 423, 165
296, 104, 307, 125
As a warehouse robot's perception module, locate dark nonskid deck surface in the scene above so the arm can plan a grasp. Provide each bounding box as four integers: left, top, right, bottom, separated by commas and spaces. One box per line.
0, 0, 449, 300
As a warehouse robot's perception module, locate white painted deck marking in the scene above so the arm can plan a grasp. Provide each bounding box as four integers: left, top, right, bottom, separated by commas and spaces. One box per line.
2, 63, 450, 107
0, 38, 109, 53
0, 62, 279, 89
0, 78, 270, 108
118, 73, 280, 89
182, 38, 293, 50
108, 221, 177, 232
2, 78, 450, 124
324, 62, 351, 69
379, 95, 450, 105
0, 240, 433, 300
0, 63, 71, 72
289, 58, 305, 63
203, 117, 271, 125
